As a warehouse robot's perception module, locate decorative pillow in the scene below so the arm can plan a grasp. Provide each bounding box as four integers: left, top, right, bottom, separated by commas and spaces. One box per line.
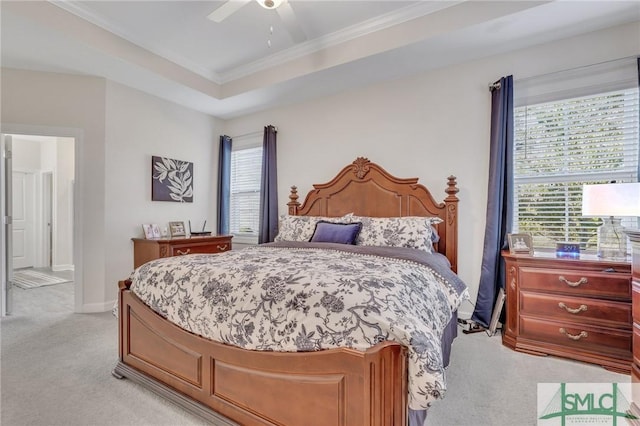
430, 225, 441, 243
348, 215, 443, 252
274, 214, 352, 242
310, 221, 362, 245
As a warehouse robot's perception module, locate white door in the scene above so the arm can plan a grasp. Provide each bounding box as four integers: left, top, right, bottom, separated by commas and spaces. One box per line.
12, 171, 35, 269
1, 135, 13, 315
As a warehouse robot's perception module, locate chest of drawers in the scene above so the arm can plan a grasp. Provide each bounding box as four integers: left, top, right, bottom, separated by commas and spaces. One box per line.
626, 231, 640, 416
132, 235, 233, 269
502, 251, 632, 373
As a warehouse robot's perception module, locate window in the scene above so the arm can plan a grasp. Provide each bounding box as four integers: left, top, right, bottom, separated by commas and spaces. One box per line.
230, 140, 262, 243
513, 75, 639, 251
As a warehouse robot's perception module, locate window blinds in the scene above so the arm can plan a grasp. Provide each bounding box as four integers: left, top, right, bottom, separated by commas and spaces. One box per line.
230, 143, 263, 240
513, 58, 639, 250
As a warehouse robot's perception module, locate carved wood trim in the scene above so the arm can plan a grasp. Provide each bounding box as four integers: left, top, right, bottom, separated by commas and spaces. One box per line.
287, 157, 460, 271
509, 266, 516, 290
351, 157, 371, 179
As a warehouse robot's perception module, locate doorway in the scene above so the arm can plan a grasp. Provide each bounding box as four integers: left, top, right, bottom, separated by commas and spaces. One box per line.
2, 134, 76, 315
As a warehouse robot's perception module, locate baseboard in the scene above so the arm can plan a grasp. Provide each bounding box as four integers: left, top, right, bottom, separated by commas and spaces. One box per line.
52, 264, 74, 272
81, 299, 116, 313
457, 308, 473, 320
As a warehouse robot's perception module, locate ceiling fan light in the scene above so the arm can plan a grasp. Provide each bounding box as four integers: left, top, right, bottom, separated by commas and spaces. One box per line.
257, 0, 283, 10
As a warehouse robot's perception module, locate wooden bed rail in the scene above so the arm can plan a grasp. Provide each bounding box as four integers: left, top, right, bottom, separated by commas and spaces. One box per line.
117, 285, 408, 425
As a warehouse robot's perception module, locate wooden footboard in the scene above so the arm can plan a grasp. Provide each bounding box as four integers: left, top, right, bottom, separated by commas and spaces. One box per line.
116, 280, 408, 426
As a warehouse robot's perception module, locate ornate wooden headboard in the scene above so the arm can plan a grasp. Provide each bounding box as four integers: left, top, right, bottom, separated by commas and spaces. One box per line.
287, 157, 460, 272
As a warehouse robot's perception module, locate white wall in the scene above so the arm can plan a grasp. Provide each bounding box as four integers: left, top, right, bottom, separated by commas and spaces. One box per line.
224, 21, 640, 318
2, 69, 223, 311
1, 70, 106, 311
12, 138, 41, 170
54, 137, 74, 269
104, 80, 223, 303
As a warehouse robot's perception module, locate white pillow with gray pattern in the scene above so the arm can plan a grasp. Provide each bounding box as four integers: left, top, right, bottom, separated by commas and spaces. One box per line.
347, 215, 442, 253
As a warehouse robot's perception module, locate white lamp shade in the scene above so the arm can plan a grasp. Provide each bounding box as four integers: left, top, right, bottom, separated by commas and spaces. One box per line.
582, 182, 640, 217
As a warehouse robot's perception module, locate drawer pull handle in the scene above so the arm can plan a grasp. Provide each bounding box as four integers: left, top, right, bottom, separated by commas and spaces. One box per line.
559, 328, 588, 341
558, 276, 588, 287
217, 244, 228, 251
176, 249, 191, 255
558, 302, 587, 314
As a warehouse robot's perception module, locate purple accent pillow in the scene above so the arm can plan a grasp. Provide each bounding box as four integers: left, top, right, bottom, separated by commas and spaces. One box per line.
310, 221, 362, 245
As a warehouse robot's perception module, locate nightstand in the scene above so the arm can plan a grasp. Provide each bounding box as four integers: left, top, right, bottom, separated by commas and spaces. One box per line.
502, 251, 632, 373
132, 235, 233, 269
626, 231, 640, 414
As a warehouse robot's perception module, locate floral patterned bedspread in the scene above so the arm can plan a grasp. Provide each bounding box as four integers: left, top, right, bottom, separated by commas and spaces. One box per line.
129, 242, 469, 410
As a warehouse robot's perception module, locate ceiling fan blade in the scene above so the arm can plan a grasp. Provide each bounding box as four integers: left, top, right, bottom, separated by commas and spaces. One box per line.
276, 1, 307, 43
207, 0, 251, 23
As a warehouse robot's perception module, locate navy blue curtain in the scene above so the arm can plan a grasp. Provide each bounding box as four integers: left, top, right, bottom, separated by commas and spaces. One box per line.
217, 135, 232, 235
471, 76, 514, 328
258, 125, 278, 244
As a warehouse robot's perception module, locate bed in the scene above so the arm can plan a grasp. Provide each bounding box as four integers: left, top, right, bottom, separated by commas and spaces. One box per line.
114, 157, 467, 425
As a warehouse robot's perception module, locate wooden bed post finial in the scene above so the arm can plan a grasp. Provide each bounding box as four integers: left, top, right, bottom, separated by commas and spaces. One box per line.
445, 175, 459, 202
443, 175, 459, 273
288, 186, 300, 215
118, 279, 132, 290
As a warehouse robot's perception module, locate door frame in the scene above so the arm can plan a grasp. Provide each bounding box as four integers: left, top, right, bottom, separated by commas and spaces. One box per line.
1, 135, 13, 316
1, 123, 84, 314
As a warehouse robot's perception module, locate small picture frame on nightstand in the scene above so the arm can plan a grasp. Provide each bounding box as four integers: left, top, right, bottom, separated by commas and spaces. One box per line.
142, 223, 161, 239
508, 233, 533, 255
142, 224, 154, 239
151, 224, 161, 238
169, 221, 186, 237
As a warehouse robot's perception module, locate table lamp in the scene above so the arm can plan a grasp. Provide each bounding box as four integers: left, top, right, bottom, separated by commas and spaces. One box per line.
582, 182, 640, 260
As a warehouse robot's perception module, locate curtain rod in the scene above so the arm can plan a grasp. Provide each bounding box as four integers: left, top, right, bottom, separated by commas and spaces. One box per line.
488, 55, 637, 91
514, 55, 637, 84
231, 130, 261, 139
230, 126, 277, 140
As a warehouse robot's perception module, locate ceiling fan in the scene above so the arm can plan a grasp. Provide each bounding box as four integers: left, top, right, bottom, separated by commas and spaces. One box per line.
207, 0, 307, 43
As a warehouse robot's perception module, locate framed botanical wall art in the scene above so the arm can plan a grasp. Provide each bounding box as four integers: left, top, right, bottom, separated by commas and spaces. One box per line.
152, 155, 193, 202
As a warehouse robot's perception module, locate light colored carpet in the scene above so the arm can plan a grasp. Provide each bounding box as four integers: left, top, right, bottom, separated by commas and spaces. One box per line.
0, 283, 628, 425
11, 270, 70, 289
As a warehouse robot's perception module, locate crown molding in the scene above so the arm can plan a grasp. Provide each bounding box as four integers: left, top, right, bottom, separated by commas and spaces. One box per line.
219, 1, 462, 83
50, 1, 461, 87
49, 0, 221, 82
